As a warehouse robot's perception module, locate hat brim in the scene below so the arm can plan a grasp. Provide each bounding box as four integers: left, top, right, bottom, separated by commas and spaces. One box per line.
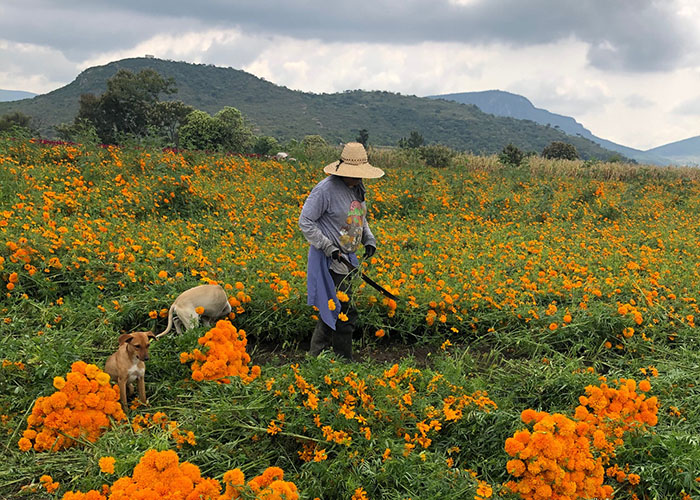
323, 161, 385, 179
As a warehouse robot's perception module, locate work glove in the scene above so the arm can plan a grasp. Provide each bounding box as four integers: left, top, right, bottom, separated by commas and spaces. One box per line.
364, 244, 376, 259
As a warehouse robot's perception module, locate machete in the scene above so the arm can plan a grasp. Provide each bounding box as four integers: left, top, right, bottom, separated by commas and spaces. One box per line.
337, 254, 399, 301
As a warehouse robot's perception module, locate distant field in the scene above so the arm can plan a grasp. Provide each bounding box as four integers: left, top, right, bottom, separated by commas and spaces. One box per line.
1, 139, 699, 499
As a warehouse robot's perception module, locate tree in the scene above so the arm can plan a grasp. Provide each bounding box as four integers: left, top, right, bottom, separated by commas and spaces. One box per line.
542, 141, 579, 160
150, 101, 195, 148
253, 136, 279, 156
419, 144, 454, 168
75, 68, 177, 144
398, 131, 424, 149
179, 111, 221, 151
214, 107, 254, 153
499, 143, 525, 167
179, 106, 254, 153
0, 111, 36, 137
356, 129, 369, 148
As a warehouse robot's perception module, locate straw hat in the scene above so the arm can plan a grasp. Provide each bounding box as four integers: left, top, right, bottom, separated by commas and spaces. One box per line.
323, 142, 385, 179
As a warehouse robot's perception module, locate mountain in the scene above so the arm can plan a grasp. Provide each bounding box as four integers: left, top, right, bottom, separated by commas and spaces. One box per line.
0, 57, 623, 160
428, 90, 677, 166
646, 135, 700, 166
0, 89, 37, 102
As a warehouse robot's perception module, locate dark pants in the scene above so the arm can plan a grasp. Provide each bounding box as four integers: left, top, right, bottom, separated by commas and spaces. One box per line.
309, 270, 357, 361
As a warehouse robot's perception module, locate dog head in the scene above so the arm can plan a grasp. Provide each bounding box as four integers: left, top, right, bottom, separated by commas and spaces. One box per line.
118, 331, 156, 362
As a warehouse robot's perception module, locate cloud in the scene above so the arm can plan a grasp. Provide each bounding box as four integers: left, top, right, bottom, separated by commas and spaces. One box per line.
672, 96, 700, 116
623, 94, 655, 109
0, 40, 77, 92
3, 0, 698, 73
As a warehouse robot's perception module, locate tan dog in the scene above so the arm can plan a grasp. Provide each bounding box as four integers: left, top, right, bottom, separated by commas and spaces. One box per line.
105, 331, 154, 411
156, 284, 232, 338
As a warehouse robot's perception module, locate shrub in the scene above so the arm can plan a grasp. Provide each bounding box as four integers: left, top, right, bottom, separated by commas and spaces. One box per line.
542, 141, 579, 160
499, 143, 526, 167
419, 144, 454, 168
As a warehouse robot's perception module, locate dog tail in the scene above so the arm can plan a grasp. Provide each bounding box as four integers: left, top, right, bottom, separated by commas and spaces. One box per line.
156, 304, 176, 338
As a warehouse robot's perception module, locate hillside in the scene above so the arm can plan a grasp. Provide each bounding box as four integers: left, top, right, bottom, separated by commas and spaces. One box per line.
646, 135, 700, 166
0, 89, 37, 102
0, 57, 623, 159
429, 90, 676, 165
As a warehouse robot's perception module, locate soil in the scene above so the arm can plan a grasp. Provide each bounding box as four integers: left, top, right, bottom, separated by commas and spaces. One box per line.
250, 339, 437, 368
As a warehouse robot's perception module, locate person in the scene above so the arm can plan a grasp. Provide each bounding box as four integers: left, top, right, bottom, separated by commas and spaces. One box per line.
299, 142, 385, 361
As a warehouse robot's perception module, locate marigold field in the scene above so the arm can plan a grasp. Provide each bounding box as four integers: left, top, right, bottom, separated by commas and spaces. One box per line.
1, 138, 699, 500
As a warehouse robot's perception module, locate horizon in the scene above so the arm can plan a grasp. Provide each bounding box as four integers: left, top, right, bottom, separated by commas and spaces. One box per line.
1, 56, 696, 153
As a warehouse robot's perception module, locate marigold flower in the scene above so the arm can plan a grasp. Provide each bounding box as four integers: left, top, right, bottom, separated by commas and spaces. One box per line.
195, 306, 205, 314
375, 329, 385, 338
98, 456, 115, 474
327, 299, 336, 311
18, 437, 32, 451
20, 362, 125, 452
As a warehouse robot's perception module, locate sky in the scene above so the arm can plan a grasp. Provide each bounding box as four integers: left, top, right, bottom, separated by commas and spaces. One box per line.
1, 0, 699, 151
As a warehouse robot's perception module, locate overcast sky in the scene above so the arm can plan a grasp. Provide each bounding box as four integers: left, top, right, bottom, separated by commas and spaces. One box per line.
2, 0, 699, 150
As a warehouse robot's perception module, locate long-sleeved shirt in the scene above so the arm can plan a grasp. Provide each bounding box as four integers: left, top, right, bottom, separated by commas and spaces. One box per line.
299, 175, 376, 274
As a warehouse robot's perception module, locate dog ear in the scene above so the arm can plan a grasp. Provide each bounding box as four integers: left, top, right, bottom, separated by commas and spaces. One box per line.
118, 333, 133, 345
147, 332, 156, 341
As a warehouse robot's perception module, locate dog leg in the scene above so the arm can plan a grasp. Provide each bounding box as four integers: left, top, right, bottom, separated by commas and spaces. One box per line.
118, 379, 128, 411
179, 312, 200, 331
137, 376, 148, 405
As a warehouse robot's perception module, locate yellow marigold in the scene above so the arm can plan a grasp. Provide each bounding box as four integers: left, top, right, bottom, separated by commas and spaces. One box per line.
375, 329, 385, 338
158, 270, 168, 279
95, 373, 111, 386
53, 376, 66, 390
195, 306, 205, 314
338, 312, 349, 322
327, 299, 336, 311
336, 291, 349, 302
98, 456, 115, 474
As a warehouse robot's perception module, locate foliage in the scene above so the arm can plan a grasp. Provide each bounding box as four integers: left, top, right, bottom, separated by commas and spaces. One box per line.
55, 119, 101, 145
419, 143, 454, 168
542, 141, 580, 160
286, 135, 339, 164
149, 100, 195, 148
253, 136, 279, 156
179, 106, 254, 153
398, 130, 425, 149
0, 112, 36, 137
75, 68, 177, 144
355, 129, 369, 148
499, 143, 526, 167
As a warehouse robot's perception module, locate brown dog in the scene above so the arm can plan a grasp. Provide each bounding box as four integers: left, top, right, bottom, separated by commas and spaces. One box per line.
104, 331, 155, 411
